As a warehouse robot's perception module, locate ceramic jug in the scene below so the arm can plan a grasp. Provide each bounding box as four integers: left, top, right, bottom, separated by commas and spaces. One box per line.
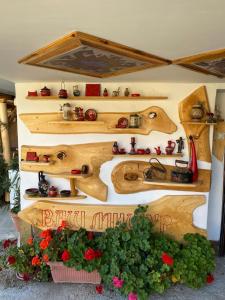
154, 147, 161, 155
38, 171, 49, 197
165, 141, 176, 155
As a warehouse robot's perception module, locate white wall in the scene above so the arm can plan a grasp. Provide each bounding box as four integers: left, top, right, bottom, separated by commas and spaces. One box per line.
16, 82, 218, 237
207, 91, 225, 240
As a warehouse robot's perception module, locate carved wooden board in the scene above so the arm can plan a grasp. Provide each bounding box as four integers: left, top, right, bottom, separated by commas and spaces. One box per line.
212, 122, 225, 161
21, 142, 114, 201
18, 195, 206, 241
179, 86, 211, 162
111, 161, 211, 193
19, 106, 177, 135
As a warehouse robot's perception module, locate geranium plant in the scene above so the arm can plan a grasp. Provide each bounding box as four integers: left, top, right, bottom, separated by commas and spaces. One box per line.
0, 206, 215, 300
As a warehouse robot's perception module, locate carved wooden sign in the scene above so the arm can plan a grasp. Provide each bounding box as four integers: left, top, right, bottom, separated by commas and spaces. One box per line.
18, 195, 206, 241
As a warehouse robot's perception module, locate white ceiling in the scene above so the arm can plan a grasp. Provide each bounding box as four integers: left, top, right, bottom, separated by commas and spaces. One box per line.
1, 0, 225, 83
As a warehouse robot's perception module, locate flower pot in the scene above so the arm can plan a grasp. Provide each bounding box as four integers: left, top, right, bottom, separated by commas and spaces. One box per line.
47, 262, 101, 284
10, 212, 21, 233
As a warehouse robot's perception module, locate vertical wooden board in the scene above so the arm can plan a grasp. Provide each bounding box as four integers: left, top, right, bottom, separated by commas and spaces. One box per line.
179, 86, 212, 162
18, 195, 206, 241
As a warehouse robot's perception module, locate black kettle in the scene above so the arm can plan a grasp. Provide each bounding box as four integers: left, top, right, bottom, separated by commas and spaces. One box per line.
38, 171, 49, 197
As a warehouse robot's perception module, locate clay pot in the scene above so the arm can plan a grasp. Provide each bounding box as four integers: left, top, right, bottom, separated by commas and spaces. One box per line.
155, 147, 161, 155
191, 103, 204, 121
48, 186, 58, 197
40, 86, 51, 96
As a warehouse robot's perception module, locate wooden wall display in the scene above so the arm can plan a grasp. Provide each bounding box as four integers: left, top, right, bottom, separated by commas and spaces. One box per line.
19, 106, 177, 135
18, 31, 170, 79
21, 142, 114, 201
179, 86, 212, 163
111, 161, 211, 194
212, 122, 225, 161
18, 195, 206, 241
173, 48, 225, 78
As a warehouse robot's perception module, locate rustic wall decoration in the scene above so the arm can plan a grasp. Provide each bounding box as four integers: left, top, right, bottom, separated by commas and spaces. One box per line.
111, 161, 211, 193
18, 31, 170, 78
18, 195, 206, 241
21, 142, 114, 201
19, 106, 177, 135
173, 48, 225, 78
179, 86, 212, 162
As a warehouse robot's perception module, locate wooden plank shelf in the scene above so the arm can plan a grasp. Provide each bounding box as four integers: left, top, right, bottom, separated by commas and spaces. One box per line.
113, 154, 183, 158
143, 180, 199, 187
19, 106, 177, 135
24, 194, 87, 201
21, 161, 54, 166
47, 173, 91, 179
181, 121, 216, 125
48, 120, 105, 125
26, 96, 168, 101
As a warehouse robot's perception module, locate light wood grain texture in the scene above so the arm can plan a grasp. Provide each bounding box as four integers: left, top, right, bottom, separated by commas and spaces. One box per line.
24, 194, 87, 201
111, 160, 211, 193
21, 161, 54, 167
21, 142, 114, 201
212, 122, 225, 161
18, 31, 170, 78
143, 180, 198, 187
173, 48, 225, 78
179, 86, 212, 163
26, 96, 168, 101
19, 106, 177, 135
18, 195, 206, 241
113, 154, 183, 158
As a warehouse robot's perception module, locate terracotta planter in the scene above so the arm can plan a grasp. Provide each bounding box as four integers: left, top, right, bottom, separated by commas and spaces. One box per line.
10, 212, 21, 233
47, 262, 101, 284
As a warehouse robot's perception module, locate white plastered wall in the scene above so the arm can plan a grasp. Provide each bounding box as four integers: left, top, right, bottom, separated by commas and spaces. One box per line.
15, 82, 218, 238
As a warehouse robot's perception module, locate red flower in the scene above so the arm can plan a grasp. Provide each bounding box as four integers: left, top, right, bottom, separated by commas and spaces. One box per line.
27, 237, 33, 245
40, 239, 50, 250
7, 255, 16, 265
95, 250, 102, 259
61, 220, 67, 228
43, 254, 49, 262
96, 284, 103, 294
161, 252, 174, 266
84, 248, 96, 261
57, 226, 63, 232
45, 235, 52, 243
39, 229, 52, 239
206, 274, 214, 284
31, 256, 41, 266
61, 250, 70, 262
3, 239, 11, 249
87, 231, 94, 240
22, 273, 30, 282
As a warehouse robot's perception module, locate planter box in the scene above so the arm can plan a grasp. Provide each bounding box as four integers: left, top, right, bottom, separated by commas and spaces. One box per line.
47, 262, 101, 284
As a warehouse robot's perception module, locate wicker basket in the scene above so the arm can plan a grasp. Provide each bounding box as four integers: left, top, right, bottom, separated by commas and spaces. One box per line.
47, 262, 101, 284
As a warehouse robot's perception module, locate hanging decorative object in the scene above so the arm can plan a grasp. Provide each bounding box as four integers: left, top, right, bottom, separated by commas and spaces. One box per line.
18, 31, 170, 78
188, 136, 198, 182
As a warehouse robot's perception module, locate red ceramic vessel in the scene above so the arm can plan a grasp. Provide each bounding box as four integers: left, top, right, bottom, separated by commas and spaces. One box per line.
48, 186, 58, 197
137, 149, 146, 155
40, 86, 51, 96
71, 169, 81, 175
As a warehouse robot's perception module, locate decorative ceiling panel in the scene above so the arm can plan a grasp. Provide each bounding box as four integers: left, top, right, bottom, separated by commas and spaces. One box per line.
18, 31, 170, 78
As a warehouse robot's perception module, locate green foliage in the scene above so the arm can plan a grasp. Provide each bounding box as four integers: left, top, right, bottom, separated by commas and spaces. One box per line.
0, 206, 215, 296
0, 240, 51, 281
173, 233, 215, 288
98, 206, 180, 300
0, 155, 10, 206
